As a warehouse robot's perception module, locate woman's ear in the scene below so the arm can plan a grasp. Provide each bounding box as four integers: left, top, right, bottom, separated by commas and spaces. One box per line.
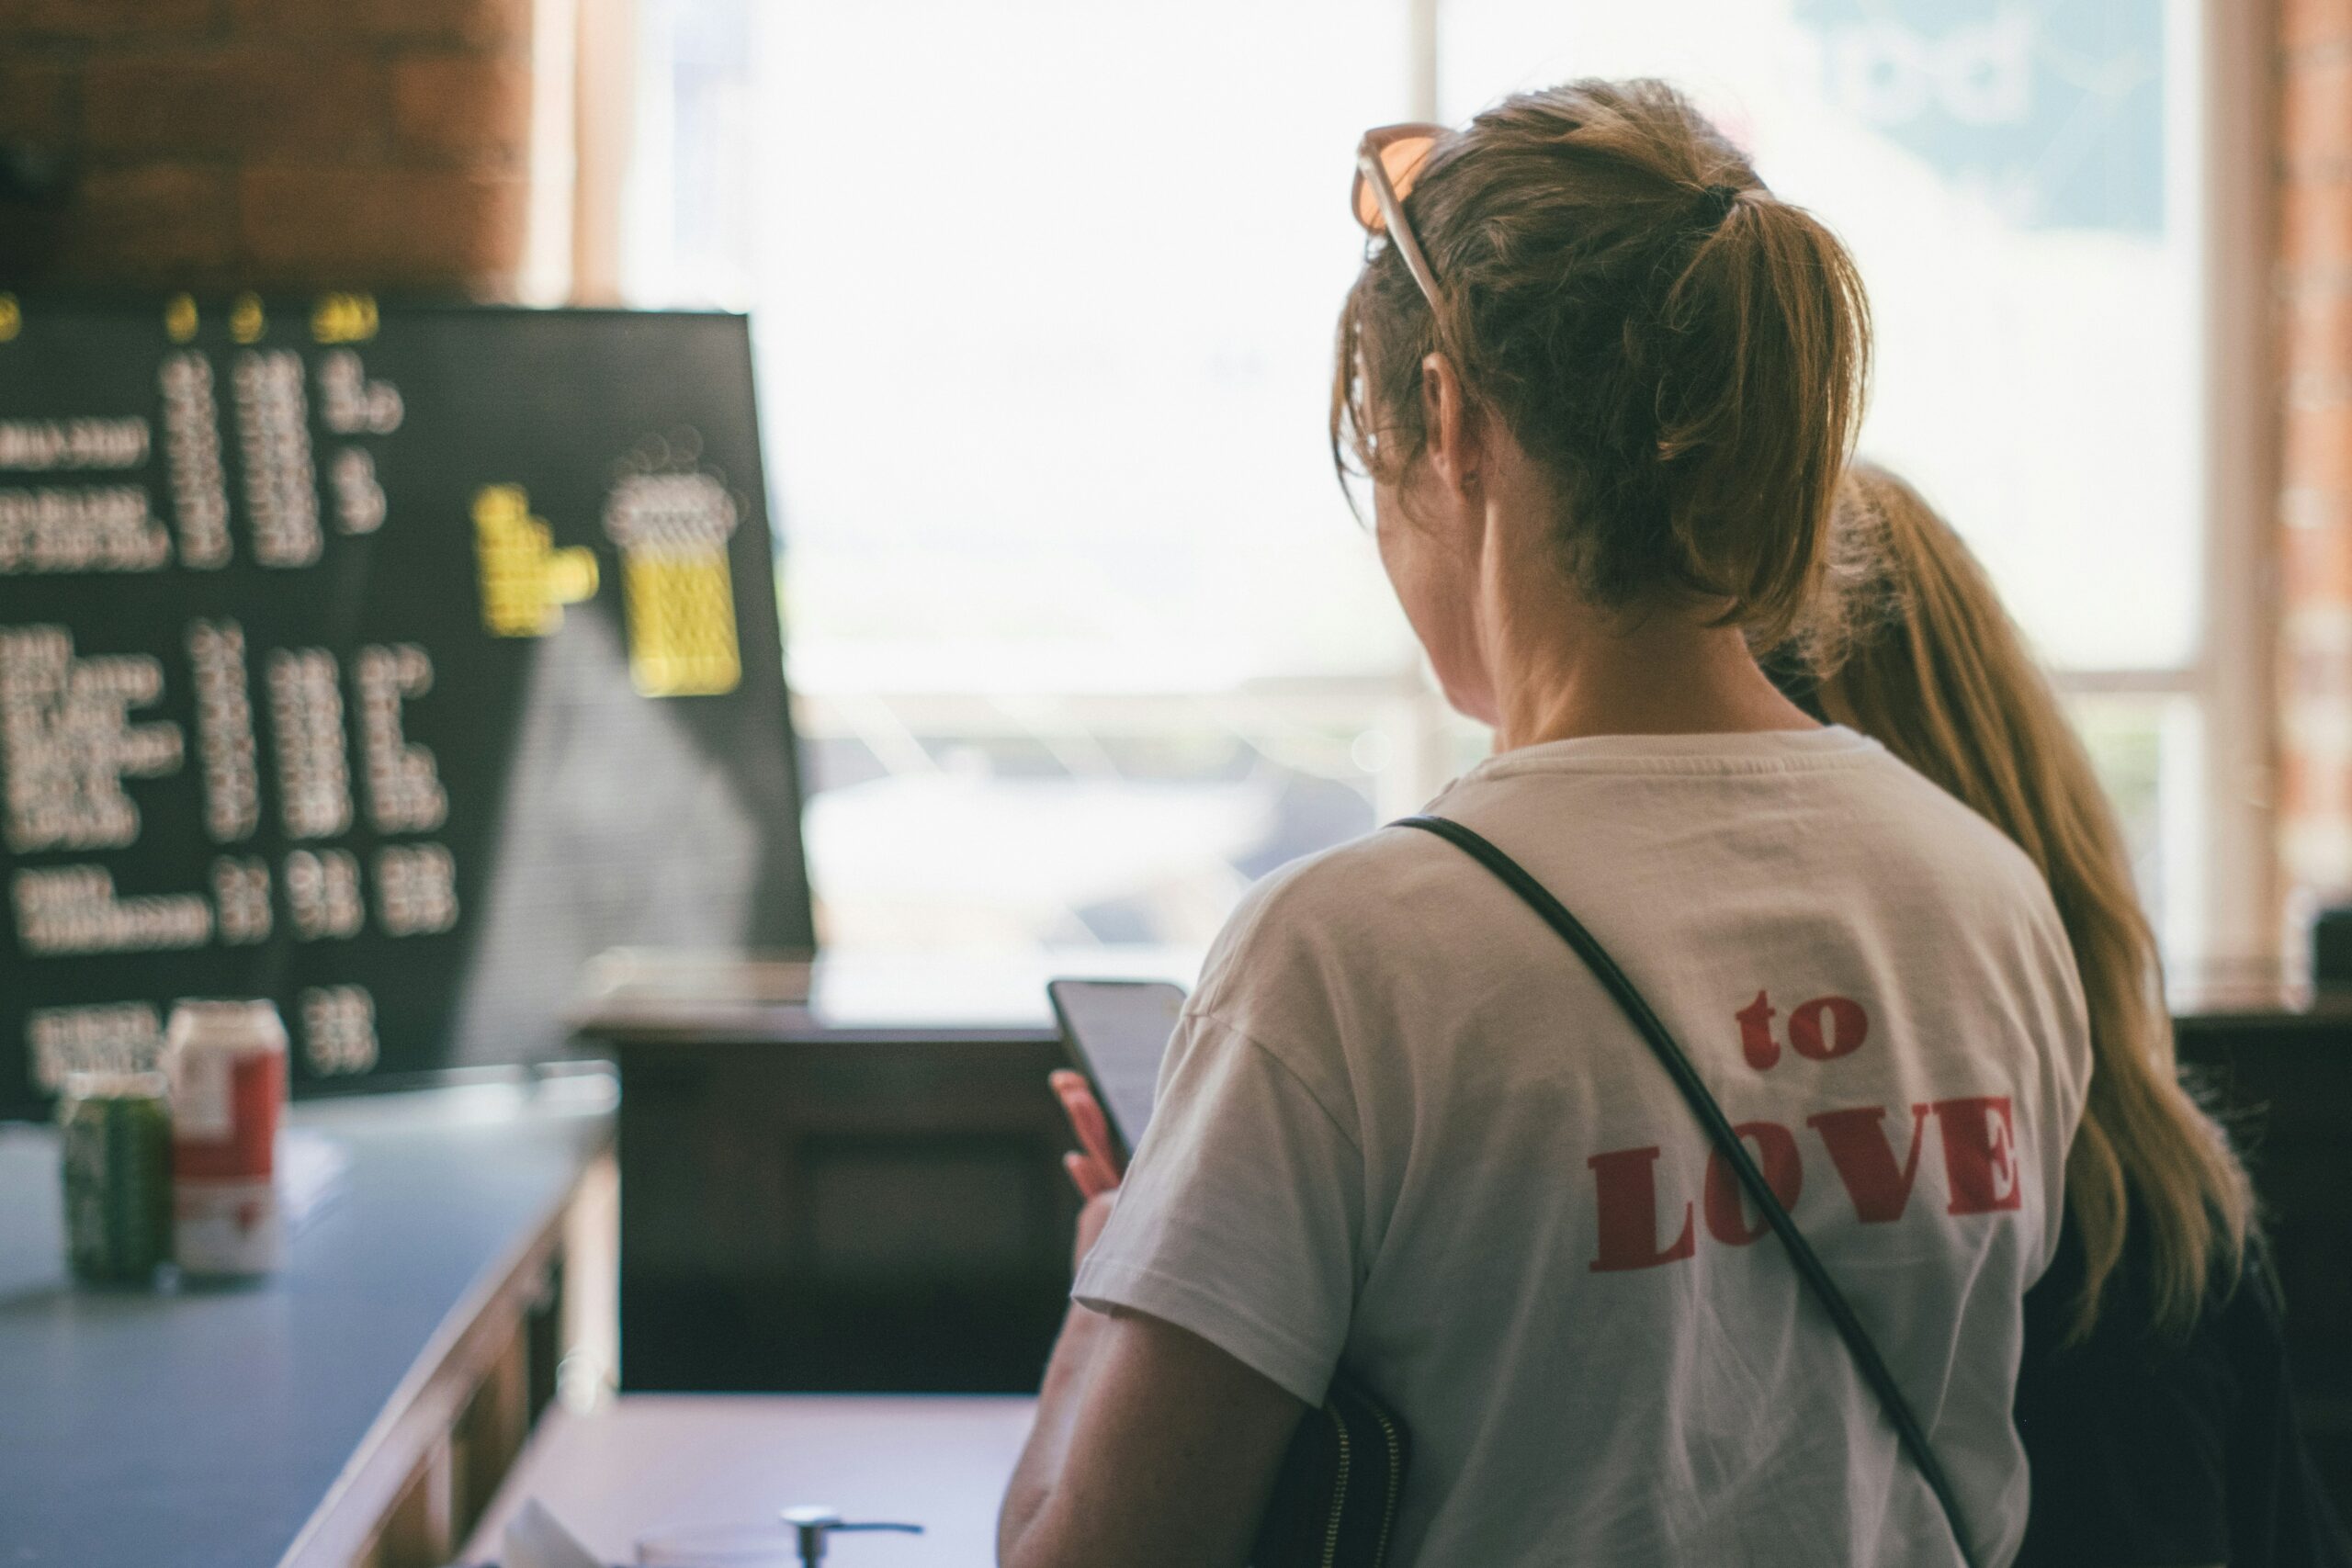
1419, 352, 1483, 503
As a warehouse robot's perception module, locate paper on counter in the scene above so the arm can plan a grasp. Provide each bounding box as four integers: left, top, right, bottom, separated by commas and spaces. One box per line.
502, 1499, 607, 1568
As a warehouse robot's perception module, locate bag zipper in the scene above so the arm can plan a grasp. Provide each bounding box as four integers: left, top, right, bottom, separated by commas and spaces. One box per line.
1318, 1405, 1351, 1568
1315, 1397, 1405, 1568
1367, 1403, 1403, 1566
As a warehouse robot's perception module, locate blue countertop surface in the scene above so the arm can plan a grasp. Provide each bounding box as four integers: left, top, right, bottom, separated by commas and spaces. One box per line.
0, 1077, 612, 1568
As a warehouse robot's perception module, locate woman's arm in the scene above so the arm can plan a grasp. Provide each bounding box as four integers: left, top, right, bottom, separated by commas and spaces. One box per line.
999, 1076, 1308, 1567
997, 1294, 1305, 1568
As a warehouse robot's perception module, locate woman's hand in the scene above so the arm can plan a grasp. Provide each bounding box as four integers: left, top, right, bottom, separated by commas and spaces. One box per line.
1050, 1069, 1123, 1269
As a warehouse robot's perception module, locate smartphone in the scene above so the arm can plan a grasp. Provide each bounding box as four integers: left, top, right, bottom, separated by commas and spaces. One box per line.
1046, 978, 1188, 1162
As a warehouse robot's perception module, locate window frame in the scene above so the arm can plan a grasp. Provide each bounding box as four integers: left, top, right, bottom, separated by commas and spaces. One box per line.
592, 0, 2280, 971
2191, 0, 2280, 973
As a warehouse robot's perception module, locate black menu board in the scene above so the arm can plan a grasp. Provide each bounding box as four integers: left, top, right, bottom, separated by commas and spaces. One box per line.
0, 296, 813, 1115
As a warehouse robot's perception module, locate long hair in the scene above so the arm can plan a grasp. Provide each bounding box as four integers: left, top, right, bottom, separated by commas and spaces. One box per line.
1809, 462, 2252, 1340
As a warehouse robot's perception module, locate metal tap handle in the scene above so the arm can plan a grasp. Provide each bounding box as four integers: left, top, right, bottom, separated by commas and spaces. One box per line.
781, 1506, 925, 1566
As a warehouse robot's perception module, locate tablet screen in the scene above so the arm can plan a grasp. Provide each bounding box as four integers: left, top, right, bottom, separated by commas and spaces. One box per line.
1047, 979, 1186, 1156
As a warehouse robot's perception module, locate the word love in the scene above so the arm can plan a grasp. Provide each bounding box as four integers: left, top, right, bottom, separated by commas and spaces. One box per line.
1588, 1097, 2024, 1272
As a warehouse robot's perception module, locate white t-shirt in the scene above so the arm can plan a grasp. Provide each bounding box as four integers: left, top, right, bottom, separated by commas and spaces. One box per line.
1073, 728, 2091, 1567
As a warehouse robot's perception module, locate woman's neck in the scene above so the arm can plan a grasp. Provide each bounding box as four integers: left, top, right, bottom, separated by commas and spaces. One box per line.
1479, 565, 1818, 752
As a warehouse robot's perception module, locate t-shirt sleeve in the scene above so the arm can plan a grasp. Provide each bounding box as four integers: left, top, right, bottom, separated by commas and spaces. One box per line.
1070, 1010, 1364, 1408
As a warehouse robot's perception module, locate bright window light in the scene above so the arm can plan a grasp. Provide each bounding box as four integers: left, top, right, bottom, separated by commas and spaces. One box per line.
628, 0, 2214, 964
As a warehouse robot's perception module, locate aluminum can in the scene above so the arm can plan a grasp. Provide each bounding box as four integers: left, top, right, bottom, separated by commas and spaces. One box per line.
165, 999, 287, 1278
57, 1070, 173, 1285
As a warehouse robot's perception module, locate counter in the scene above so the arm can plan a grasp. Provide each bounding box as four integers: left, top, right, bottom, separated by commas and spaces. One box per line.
0, 1074, 614, 1568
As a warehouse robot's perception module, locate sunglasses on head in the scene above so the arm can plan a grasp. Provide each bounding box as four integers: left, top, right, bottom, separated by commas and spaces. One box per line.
1352, 122, 1756, 316
1351, 122, 1446, 310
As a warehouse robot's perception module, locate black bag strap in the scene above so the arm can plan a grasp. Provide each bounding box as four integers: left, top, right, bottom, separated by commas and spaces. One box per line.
1395, 813, 1983, 1568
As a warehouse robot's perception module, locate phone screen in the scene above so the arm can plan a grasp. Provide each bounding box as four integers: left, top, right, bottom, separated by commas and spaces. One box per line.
1046, 979, 1187, 1158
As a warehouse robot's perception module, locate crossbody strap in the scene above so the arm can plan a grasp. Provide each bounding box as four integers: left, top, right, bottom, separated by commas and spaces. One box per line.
1395, 814, 1983, 1568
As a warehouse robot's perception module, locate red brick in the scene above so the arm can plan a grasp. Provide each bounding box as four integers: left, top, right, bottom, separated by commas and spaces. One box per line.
230, 0, 525, 49
2278, 753, 2316, 822
2281, 170, 2352, 273
2283, 286, 2352, 411
2285, 483, 2352, 539
2285, 400, 2352, 498
360, 0, 527, 47
0, 61, 76, 145
84, 48, 388, 159
53, 163, 236, 282
2286, 277, 2352, 338
2284, 514, 2352, 608
391, 51, 531, 164
2278, 731, 2352, 813
2285, 0, 2352, 52
2277, 753, 2345, 822
225, 0, 378, 38
2297, 642, 2352, 706
6, 0, 217, 39
236, 164, 526, 286
2284, 53, 2352, 167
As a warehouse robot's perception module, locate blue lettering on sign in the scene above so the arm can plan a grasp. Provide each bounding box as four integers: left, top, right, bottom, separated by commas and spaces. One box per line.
1792, 0, 2166, 236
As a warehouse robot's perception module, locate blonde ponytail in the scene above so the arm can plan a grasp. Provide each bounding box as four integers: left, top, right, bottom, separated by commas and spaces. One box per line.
1811, 464, 2252, 1338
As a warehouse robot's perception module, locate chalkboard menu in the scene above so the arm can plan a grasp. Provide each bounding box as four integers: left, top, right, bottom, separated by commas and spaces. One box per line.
0, 296, 813, 1115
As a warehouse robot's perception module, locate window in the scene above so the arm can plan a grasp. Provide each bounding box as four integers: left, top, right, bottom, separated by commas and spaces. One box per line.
1435, 0, 2255, 967
622, 0, 2262, 968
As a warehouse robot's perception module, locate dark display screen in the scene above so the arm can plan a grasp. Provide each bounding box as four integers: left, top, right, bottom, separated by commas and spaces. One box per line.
1048, 979, 1186, 1158
0, 297, 812, 1115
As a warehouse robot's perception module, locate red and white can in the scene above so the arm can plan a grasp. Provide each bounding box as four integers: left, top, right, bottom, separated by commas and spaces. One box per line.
164, 999, 287, 1278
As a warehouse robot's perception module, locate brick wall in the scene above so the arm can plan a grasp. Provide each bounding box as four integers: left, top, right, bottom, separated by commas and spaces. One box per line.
2281, 0, 2352, 915
0, 0, 537, 294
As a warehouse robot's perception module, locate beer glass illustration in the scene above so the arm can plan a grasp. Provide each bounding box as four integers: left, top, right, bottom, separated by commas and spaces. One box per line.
471, 483, 597, 638
601, 471, 741, 697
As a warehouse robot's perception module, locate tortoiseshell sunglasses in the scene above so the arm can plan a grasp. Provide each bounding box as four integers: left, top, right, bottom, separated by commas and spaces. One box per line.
1351, 122, 1446, 308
